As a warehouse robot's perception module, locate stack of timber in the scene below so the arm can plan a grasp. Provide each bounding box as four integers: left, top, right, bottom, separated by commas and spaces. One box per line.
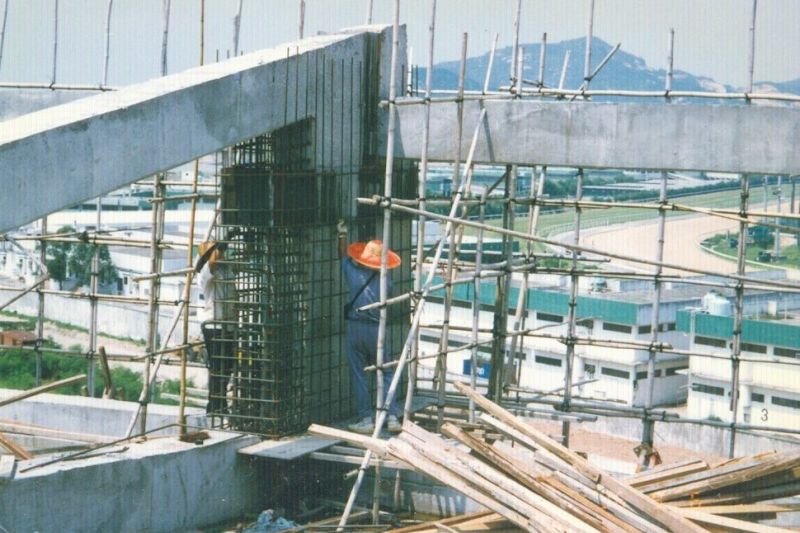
310, 382, 799, 532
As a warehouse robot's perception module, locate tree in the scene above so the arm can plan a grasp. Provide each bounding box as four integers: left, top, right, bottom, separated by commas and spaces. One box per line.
46, 225, 118, 289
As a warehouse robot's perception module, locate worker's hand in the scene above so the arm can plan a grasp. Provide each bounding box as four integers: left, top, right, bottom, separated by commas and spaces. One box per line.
337, 219, 348, 237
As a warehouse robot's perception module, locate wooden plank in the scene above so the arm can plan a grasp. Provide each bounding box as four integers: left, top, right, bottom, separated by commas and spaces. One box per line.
676, 507, 793, 533
651, 452, 800, 502
669, 480, 800, 507
641, 453, 786, 495
307, 451, 408, 470
412, 424, 604, 533
238, 433, 341, 461
388, 511, 498, 533
697, 504, 800, 515
626, 460, 709, 489
0, 374, 86, 408
0, 418, 114, 444
395, 431, 573, 532
0, 454, 16, 483
453, 382, 706, 533
0, 432, 33, 460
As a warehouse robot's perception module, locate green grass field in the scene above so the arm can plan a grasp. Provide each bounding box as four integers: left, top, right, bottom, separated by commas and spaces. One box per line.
706, 233, 800, 269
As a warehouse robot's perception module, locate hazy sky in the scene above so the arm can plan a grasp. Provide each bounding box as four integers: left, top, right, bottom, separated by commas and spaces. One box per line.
0, 0, 797, 87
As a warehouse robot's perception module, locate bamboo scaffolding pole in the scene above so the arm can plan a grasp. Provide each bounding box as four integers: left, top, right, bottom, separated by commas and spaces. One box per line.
583, 0, 595, 85
510, 0, 522, 85
537, 33, 547, 88
489, 164, 513, 401
666, 29, 675, 98
482, 33, 498, 95
0, 374, 86, 408
35, 217, 46, 386
371, 1, 404, 524
298, 0, 305, 39
434, 32, 468, 431
0, 82, 115, 91
729, 175, 750, 458
139, 174, 165, 435
0, 0, 8, 74
560, 168, 584, 447
389, 87, 800, 105
641, 171, 668, 468
0, 286, 191, 306
0, 340, 204, 363
102, 0, 113, 86
746, 0, 758, 95
558, 51, 571, 93
160, 0, 170, 76
51, 0, 58, 85
365, 0, 373, 24
468, 188, 487, 422
233, 0, 243, 57
337, 76, 488, 533
87, 198, 101, 396
404, 0, 437, 424
358, 198, 800, 290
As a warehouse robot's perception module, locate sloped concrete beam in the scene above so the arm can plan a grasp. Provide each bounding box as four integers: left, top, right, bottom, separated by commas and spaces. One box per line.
0, 25, 394, 232
384, 99, 800, 175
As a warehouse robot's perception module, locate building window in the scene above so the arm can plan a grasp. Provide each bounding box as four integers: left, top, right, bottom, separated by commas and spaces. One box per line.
577, 318, 594, 329
665, 366, 688, 376
664, 322, 676, 331
695, 335, 727, 348
638, 325, 652, 335
601, 367, 630, 379
636, 369, 662, 380
751, 392, 765, 403
692, 383, 725, 396
771, 396, 800, 410
774, 347, 799, 359
537, 312, 563, 323
535, 355, 562, 367
602, 322, 632, 334
584, 363, 596, 375
741, 342, 767, 354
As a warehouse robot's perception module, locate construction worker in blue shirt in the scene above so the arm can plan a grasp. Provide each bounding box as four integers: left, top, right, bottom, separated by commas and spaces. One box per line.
337, 220, 402, 434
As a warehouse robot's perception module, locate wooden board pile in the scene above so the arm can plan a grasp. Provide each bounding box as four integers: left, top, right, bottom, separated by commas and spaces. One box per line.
311, 382, 799, 533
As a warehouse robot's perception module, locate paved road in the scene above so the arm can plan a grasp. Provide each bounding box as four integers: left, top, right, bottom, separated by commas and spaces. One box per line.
573, 213, 800, 280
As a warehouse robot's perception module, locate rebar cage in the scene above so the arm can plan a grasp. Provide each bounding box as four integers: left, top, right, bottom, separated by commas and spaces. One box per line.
207, 120, 416, 437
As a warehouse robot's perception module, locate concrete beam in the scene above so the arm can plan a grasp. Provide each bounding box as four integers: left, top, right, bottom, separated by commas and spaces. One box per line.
384, 99, 800, 175
0, 89, 99, 121
0, 25, 393, 232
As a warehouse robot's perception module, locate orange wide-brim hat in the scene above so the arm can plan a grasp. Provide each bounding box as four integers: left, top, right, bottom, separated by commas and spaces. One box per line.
347, 240, 401, 270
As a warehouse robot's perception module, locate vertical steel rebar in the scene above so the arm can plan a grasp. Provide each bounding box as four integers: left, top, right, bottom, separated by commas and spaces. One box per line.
403, 0, 436, 423
160, 0, 171, 76
102, 0, 113, 86
561, 168, 584, 447
729, 175, 750, 458
435, 32, 467, 430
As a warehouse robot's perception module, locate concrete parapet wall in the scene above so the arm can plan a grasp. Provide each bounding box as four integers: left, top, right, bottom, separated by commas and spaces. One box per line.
0, 432, 262, 533
0, 388, 206, 437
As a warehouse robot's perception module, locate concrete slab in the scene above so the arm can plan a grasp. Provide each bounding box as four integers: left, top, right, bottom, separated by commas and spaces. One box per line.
384, 99, 800, 174
238, 434, 340, 460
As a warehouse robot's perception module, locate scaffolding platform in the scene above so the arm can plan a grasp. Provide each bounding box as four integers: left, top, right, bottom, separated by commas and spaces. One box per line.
238, 434, 341, 461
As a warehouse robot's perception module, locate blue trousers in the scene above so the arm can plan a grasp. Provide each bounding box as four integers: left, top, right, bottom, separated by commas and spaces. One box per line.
346, 320, 398, 419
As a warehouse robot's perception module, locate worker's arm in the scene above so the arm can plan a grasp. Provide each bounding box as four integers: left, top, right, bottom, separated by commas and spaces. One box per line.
337, 220, 348, 259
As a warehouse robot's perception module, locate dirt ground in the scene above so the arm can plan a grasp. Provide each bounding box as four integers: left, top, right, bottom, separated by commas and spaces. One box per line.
527, 419, 723, 467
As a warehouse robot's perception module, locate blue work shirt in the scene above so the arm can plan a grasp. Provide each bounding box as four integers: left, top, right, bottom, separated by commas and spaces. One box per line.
342, 257, 391, 323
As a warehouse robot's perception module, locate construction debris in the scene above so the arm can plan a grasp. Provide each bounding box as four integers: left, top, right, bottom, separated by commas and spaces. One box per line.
310, 384, 799, 532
